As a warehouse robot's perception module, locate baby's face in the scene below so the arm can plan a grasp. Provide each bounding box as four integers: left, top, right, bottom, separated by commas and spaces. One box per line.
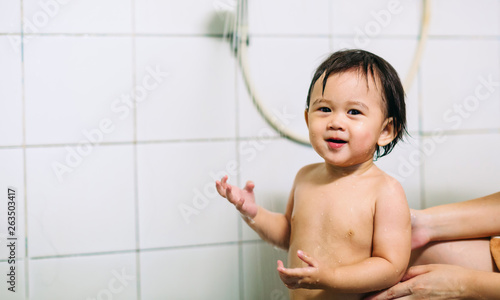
306, 70, 391, 168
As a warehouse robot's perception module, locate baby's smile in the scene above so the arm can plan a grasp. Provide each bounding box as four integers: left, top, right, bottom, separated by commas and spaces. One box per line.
326, 138, 347, 149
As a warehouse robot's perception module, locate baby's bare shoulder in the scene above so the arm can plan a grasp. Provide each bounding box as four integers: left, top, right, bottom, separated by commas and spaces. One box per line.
371, 167, 406, 200
295, 163, 323, 179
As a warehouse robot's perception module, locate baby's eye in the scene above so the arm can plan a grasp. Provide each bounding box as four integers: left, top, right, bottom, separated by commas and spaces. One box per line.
348, 109, 361, 115
319, 107, 331, 113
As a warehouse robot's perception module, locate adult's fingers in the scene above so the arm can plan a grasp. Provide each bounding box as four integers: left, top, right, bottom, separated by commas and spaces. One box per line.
365, 281, 413, 300
401, 265, 432, 282
366, 266, 435, 300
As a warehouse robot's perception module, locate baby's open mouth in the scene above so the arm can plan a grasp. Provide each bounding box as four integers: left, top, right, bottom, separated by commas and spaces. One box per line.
327, 138, 347, 144
326, 138, 347, 149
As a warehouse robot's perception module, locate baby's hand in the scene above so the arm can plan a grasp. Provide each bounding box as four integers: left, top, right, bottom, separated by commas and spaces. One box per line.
215, 175, 258, 219
277, 250, 324, 290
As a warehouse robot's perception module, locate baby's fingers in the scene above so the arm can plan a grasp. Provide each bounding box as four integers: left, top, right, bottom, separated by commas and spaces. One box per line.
215, 181, 226, 197
277, 261, 300, 289
277, 260, 285, 270
225, 185, 240, 205
297, 250, 317, 267
244, 181, 255, 193
215, 175, 229, 197
235, 197, 246, 211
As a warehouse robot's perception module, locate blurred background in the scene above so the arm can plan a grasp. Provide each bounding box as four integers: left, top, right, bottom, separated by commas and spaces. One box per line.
0, 0, 499, 299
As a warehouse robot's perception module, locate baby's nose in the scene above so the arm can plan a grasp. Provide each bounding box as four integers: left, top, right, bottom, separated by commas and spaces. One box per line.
327, 115, 345, 130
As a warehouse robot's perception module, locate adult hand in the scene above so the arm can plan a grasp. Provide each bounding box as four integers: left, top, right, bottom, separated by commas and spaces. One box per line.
365, 264, 471, 300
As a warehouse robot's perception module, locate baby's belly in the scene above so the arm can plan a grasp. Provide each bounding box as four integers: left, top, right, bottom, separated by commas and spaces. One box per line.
287, 224, 373, 299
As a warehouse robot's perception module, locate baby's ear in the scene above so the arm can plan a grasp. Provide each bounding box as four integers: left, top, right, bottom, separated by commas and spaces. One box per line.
304, 109, 309, 128
378, 117, 396, 147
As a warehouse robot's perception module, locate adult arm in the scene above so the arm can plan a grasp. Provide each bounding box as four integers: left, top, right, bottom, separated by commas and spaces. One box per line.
411, 191, 500, 249
366, 264, 500, 300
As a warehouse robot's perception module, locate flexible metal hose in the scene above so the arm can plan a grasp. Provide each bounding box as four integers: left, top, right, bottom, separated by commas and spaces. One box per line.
235, 0, 431, 146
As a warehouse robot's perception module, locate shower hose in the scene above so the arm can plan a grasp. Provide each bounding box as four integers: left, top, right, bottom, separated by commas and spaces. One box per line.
234, 0, 431, 146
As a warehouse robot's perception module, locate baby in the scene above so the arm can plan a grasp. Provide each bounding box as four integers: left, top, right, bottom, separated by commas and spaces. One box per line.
216, 49, 411, 299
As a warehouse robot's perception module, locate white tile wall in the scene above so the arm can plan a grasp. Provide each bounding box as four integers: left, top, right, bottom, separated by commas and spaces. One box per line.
23, 0, 132, 34
24, 36, 134, 145
429, 0, 500, 36
421, 40, 500, 132
423, 133, 500, 207
26, 145, 136, 257
0, 1, 499, 299
140, 245, 239, 299
29, 253, 136, 300
137, 141, 239, 249
331, 0, 421, 36
0, 37, 23, 146
0, 149, 25, 260
135, 0, 230, 35
135, 36, 236, 141
0, 1, 21, 33
248, 0, 330, 36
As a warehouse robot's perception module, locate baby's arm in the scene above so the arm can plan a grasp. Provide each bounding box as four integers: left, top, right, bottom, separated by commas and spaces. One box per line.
216, 175, 293, 250
277, 179, 411, 293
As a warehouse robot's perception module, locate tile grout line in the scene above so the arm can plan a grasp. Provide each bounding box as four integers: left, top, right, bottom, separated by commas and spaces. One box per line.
19, 0, 31, 298
0, 136, 282, 149
0, 32, 499, 40
416, 58, 426, 210
131, 1, 142, 299
0, 128, 497, 151
328, 0, 334, 51
236, 2, 244, 298
0, 239, 265, 262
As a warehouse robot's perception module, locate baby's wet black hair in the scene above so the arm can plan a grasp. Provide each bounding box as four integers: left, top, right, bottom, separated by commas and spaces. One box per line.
306, 49, 407, 159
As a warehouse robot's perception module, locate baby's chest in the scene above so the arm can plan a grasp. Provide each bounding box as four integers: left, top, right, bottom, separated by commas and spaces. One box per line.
292, 188, 375, 241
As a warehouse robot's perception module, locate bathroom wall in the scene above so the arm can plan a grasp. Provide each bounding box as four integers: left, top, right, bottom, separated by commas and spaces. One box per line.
0, 0, 499, 299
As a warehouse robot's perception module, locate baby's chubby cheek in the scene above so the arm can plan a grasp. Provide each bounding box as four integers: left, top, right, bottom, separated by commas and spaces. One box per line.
351, 127, 377, 151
